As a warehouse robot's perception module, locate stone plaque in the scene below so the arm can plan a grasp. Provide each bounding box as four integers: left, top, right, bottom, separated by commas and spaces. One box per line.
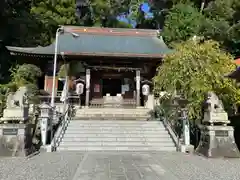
2, 128, 18, 135
210, 112, 228, 121
215, 130, 228, 137
203, 112, 229, 124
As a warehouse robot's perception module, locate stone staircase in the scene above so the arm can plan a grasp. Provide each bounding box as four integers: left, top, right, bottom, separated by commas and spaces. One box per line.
73, 107, 151, 120
57, 120, 177, 151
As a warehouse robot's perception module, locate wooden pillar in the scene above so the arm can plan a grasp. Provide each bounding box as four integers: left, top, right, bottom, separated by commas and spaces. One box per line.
136, 70, 140, 106
85, 69, 90, 106
44, 75, 58, 94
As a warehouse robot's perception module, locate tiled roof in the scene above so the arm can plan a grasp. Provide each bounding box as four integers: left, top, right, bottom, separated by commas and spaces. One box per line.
7, 26, 172, 58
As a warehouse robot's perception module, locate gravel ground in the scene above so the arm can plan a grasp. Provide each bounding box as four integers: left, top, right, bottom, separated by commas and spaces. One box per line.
0, 152, 84, 180
0, 151, 240, 180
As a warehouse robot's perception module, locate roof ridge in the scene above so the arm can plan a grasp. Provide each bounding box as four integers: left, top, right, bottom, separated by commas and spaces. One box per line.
63, 26, 159, 37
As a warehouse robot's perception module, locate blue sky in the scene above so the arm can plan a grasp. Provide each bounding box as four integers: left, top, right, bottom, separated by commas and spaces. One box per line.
117, 2, 152, 27
142, 2, 151, 13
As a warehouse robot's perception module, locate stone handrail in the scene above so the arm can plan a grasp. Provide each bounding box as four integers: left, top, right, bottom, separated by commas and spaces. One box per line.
39, 92, 79, 105
51, 104, 73, 151
162, 117, 183, 151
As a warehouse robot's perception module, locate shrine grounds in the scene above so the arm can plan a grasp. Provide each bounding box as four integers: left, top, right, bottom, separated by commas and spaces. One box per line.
1, 151, 240, 180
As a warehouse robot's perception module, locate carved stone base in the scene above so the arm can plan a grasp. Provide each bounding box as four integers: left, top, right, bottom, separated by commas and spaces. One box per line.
0, 124, 34, 157
1, 107, 29, 123
196, 125, 240, 158
203, 111, 230, 125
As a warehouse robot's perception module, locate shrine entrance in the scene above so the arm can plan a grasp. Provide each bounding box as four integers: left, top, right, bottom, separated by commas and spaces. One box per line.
102, 78, 121, 96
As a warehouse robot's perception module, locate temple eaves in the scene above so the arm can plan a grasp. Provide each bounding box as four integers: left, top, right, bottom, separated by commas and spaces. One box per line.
6, 26, 173, 59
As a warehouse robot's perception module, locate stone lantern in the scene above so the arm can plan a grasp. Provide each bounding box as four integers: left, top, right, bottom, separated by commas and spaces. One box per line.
39, 103, 52, 146
173, 95, 194, 153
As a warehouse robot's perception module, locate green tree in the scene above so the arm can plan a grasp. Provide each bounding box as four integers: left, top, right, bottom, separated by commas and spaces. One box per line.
10, 64, 42, 87
58, 61, 85, 78
0, 42, 12, 83
0, 64, 42, 113
31, 0, 135, 45
201, 0, 240, 56
161, 3, 204, 45
153, 39, 240, 120
31, 0, 79, 45
0, 0, 42, 46
10, 64, 42, 104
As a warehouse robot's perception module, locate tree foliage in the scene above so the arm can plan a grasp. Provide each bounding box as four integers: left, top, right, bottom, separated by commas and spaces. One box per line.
10, 64, 42, 88
0, 64, 42, 114
0, 0, 43, 46
159, 0, 240, 56
31, 0, 79, 45
162, 3, 204, 44
201, 0, 240, 56
154, 40, 240, 120
58, 61, 85, 78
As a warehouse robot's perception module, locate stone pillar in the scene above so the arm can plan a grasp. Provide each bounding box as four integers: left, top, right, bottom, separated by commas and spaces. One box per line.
85, 69, 91, 107
182, 110, 190, 146
39, 103, 52, 146
136, 70, 140, 107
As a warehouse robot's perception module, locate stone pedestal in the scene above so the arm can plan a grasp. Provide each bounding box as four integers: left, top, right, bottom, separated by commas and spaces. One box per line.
0, 123, 33, 157
1, 106, 29, 124
196, 91, 240, 158
196, 125, 240, 158
203, 111, 230, 125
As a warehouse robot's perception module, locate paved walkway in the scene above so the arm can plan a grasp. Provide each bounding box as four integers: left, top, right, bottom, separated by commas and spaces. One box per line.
1, 151, 240, 180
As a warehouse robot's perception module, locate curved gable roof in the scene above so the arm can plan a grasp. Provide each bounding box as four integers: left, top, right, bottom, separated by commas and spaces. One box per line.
7, 26, 172, 58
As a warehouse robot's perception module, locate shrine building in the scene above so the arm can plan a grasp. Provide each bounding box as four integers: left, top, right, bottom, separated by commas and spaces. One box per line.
6, 26, 172, 107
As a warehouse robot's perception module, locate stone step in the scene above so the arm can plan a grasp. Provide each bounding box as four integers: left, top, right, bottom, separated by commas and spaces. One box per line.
68, 124, 165, 131
67, 126, 165, 130
67, 122, 164, 126
63, 129, 169, 134
75, 113, 150, 116
75, 112, 150, 116
76, 111, 150, 114
60, 141, 175, 146
72, 117, 150, 121
63, 133, 171, 138
61, 137, 173, 142
57, 146, 177, 151
76, 108, 149, 111
68, 120, 161, 124
73, 116, 150, 119
57, 120, 176, 152
75, 117, 150, 119
66, 127, 166, 131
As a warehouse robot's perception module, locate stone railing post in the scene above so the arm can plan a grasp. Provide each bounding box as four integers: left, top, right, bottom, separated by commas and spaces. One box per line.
39, 103, 52, 146
85, 69, 91, 107
136, 70, 140, 107
182, 109, 190, 146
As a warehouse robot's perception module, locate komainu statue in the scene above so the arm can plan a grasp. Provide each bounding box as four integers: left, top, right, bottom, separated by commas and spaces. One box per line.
204, 91, 224, 112
6, 87, 29, 109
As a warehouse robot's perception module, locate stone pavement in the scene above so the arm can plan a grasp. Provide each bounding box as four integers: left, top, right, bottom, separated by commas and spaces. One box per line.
1, 151, 240, 180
